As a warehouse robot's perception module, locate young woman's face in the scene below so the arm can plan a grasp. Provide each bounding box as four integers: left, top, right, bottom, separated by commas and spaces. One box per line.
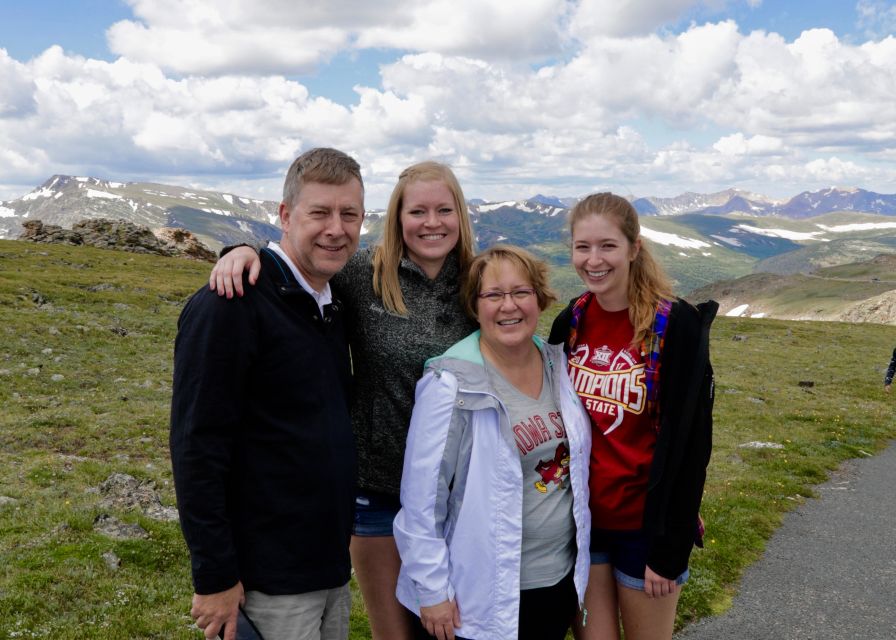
476, 259, 540, 355
571, 213, 640, 311
400, 180, 460, 278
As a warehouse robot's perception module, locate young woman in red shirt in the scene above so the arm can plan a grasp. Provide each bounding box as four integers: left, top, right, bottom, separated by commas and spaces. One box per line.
548, 193, 717, 640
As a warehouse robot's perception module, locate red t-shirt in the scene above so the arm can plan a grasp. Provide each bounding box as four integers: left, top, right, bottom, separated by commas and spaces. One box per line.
567, 300, 656, 530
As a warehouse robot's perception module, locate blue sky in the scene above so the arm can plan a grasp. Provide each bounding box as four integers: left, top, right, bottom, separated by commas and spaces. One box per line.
0, 0, 894, 207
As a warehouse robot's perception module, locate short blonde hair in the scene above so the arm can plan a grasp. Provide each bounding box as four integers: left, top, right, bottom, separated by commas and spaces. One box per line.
461, 244, 557, 319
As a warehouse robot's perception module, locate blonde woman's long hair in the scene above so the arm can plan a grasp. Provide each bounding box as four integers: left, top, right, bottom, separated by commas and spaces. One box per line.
569, 192, 673, 345
372, 162, 476, 315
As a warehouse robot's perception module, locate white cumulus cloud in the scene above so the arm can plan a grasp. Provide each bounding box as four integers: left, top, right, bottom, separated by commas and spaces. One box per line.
0, 1, 893, 204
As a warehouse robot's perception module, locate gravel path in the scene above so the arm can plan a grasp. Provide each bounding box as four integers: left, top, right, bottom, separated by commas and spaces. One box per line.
676, 440, 896, 640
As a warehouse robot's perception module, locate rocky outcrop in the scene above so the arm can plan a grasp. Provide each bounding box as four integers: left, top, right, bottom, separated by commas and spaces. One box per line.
19, 218, 216, 261
18, 220, 83, 245
155, 226, 218, 261
839, 290, 896, 325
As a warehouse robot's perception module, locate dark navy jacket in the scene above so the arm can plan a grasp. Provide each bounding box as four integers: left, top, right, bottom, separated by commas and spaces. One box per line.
549, 297, 717, 580
170, 248, 356, 595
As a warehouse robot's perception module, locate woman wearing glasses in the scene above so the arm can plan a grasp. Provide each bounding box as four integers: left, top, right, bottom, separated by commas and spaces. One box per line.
393, 245, 592, 640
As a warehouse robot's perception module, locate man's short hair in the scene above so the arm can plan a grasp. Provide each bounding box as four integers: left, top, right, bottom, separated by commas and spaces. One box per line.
282, 148, 364, 208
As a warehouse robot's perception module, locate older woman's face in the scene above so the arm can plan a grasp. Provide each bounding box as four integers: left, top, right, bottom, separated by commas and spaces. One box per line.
476, 259, 540, 355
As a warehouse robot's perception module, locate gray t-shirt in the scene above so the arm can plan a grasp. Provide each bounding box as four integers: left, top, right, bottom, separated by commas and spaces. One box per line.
486, 360, 576, 589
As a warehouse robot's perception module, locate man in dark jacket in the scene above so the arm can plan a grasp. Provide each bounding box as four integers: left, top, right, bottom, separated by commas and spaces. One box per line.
170, 148, 364, 640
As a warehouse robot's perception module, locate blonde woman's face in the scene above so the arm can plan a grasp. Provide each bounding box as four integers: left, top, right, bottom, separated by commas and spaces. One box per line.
400, 180, 460, 278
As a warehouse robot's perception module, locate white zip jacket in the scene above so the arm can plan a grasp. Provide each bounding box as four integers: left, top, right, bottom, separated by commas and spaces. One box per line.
394, 331, 592, 639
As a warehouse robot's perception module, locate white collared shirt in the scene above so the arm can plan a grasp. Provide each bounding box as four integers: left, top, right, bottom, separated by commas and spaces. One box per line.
266, 241, 332, 315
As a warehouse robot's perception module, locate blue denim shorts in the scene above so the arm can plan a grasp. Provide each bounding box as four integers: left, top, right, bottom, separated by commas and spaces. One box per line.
352, 490, 401, 537
590, 528, 689, 591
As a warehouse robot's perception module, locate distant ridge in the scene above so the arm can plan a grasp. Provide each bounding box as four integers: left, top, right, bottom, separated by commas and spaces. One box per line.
4, 175, 896, 299
631, 187, 896, 217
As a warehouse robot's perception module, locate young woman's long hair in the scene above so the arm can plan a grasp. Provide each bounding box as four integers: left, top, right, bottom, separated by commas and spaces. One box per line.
569, 192, 673, 345
372, 161, 476, 315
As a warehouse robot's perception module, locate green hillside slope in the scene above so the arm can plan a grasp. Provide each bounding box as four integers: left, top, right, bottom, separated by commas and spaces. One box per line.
689, 253, 896, 321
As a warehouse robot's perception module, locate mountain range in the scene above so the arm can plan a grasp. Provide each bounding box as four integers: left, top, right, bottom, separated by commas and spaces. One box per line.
631, 187, 896, 217
4, 175, 896, 301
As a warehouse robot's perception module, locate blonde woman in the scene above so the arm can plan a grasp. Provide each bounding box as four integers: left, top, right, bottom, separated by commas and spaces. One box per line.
209, 162, 478, 640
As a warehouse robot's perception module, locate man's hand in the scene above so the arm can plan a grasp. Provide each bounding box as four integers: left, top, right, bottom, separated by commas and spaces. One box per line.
644, 566, 678, 599
420, 599, 461, 640
886, 384, 891, 393
191, 582, 244, 640
209, 246, 261, 298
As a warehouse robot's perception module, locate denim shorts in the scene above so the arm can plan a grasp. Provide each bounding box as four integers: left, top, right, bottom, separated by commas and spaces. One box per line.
590, 528, 689, 591
352, 490, 401, 537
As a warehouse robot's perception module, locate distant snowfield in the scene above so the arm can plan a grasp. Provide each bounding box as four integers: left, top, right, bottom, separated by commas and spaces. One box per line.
816, 222, 896, 233
725, 303, 767, 319
0, 206, 16, 218
641, 226, 711, 249
711, 234, 744, 247
478, 201, 516, 212
735, 224, 824, 241
733, 220, 896, 241
86, 189, 122, 200
22, 188, 54, 201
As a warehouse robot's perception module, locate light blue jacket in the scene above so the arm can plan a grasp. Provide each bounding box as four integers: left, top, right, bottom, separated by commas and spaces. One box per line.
394, 331, 592, 640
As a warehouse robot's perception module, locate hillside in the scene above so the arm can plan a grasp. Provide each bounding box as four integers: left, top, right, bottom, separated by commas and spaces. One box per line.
688, 253, 896, 323
2, 239, 896, 638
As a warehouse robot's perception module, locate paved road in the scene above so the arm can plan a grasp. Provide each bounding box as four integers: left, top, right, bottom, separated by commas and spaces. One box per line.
675, 440, 896, 640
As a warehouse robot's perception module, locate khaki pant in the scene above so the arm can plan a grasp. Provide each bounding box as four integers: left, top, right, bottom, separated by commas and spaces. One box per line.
243, 582, 350, 640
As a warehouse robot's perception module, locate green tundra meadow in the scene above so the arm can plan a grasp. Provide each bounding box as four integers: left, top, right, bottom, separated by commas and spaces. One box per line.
1, 239, 894, 638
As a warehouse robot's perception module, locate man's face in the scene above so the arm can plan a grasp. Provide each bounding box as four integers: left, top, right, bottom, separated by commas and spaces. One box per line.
279, 178, 364, 291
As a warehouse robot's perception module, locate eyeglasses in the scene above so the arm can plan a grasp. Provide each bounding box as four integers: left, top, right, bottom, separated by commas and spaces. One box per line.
477, 288, 536, 303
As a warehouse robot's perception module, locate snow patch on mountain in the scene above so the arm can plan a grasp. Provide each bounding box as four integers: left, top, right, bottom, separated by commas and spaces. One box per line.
478, 201, 517, 212
86, 189, 122, 200
0, 206, 16, 218
22, 188, 55, 201
711, 235, 744, 247
816, 222, 896, 233
641, 226, 710, 249
735, 224, 825, 241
